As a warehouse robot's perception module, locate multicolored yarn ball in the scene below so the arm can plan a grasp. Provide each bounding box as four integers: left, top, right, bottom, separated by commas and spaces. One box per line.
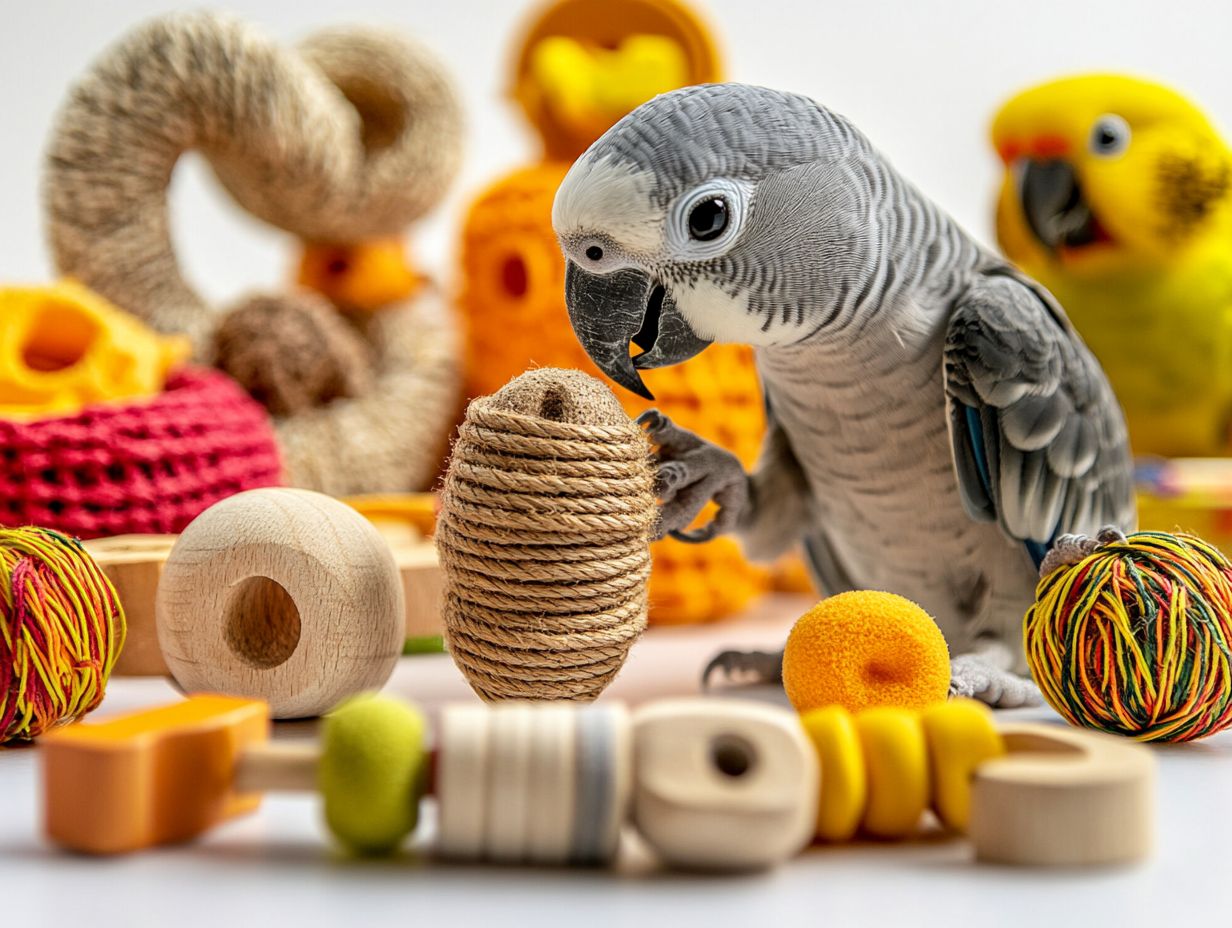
1025, 531, 1232, 743
0, 528, 125, 743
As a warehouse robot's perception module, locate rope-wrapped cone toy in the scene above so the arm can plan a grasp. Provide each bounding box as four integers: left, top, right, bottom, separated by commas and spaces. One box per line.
437, 369, 656, 701
43, 11, 463, 495
1026, 529, 1232, 742
0, 528, 125, 743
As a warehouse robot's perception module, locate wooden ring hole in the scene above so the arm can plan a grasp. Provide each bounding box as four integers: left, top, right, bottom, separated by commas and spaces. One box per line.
710, 733, 757, 779
223, 576, 302, 670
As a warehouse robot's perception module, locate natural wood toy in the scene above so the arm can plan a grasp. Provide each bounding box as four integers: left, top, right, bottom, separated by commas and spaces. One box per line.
632, 699, 818, 870
799, 700, 1155, 866
85, 496, 443, 675
40, 692, 1153, 869
458, 0, 781, 627
156, 489, 404, 718
40, 694, 814, 871
437, 369, 656, 701
44, 11, 463, 496
82, 535, 175, 677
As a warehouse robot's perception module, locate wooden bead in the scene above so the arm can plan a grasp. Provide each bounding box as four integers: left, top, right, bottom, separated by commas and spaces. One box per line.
970, 723, 1155, 866
631, 698, 818, 871
434, 702, 630, 865
156, 488, 404, 719
82, 534, 177, 677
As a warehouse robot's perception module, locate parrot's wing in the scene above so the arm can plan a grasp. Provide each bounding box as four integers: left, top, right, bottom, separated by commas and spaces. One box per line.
943, 268, 1135, 563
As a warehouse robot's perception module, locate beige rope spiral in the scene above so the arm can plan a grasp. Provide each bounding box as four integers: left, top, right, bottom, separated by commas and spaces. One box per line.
438, 369, 657, 701
42, 11, 463, 495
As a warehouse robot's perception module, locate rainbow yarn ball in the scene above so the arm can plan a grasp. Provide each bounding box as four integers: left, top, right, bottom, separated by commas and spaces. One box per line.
1025, 532, 1232, 743
0, 527, 125, 743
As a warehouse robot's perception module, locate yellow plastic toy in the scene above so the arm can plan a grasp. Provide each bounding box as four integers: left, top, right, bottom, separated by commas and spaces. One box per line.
0, 281, 189, 418
992, 74, 1232, 457
799, 700, 1003, 842
782, 591, 952, 715
457, 1, 778, 625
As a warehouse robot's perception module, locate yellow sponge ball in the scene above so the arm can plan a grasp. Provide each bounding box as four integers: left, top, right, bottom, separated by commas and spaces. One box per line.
783, 591, 950, 714
318, 693, 428, 855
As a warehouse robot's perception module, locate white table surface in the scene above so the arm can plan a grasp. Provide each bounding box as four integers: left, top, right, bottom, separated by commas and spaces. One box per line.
3, 592, 1231, 928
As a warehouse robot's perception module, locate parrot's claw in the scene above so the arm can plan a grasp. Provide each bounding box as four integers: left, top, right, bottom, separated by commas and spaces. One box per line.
637, 409, 750, 541
948, 655, 1042, 708
702, 649, 784, 689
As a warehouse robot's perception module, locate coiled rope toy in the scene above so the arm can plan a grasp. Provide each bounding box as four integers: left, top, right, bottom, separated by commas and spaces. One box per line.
0, 528, 125, 743
1026, 529, 1232, 742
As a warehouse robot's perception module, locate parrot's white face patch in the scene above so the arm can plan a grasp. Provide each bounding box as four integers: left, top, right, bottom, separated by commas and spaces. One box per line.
674, 278, 790, 347
553, 155, 663, 255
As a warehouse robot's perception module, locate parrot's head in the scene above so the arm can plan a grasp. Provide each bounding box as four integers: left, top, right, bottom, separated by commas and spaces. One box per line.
553, 82, 879, 399
992, 74, 1231, 278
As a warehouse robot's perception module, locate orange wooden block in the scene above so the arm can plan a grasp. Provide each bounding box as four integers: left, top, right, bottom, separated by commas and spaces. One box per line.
41, 695, 269, 854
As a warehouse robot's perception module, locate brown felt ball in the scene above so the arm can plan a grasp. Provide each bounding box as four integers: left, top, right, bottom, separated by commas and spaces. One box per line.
214, 291, 374, 417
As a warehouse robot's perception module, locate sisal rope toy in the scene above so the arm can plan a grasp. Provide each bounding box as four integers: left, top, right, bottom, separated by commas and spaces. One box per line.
0, 528, 125, 743
437, 369, 656, 701
1027, 529, 1232, 742
43, 11, 463, 496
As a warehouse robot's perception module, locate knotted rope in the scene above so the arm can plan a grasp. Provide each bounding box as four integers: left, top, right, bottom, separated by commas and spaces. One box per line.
437, 369, 656, 701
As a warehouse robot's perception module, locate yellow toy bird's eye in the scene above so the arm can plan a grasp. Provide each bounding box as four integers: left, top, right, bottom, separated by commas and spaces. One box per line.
1089, 114, 1131, 157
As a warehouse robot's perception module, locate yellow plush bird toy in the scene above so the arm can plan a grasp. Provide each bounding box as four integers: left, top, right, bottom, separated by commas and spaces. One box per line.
992, 75, 1232, 457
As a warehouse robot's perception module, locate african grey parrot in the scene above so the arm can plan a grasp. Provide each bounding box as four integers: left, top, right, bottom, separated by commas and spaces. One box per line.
552, 83, 1136, 706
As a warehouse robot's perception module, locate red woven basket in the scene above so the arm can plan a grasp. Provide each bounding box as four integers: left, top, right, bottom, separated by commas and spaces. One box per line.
0, 367, 282, 538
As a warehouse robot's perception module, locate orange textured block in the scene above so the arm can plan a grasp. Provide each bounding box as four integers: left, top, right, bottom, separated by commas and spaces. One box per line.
458, 164, 770, 624
297, 238, 421, 313
782, 591, 951, 714
41, 695, 269, 854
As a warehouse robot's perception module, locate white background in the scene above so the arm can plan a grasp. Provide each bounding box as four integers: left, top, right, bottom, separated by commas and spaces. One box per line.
1, 0, 1228, 298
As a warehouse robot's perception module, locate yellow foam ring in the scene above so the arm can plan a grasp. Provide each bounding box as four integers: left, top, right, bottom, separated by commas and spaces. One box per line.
855, 707, 930, 839
529, 34, 688, 144
800, 706, 867, 842
0, 280, 190, 419
297, 238, 420, 313
920, 699, 1005, 833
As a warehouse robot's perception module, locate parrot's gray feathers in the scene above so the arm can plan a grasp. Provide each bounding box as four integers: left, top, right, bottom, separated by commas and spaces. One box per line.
944, 271, 1135, 546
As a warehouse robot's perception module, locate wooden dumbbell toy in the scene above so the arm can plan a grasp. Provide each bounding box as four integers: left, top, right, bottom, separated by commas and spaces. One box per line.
156, 488, 404, 718
799, 700, 1155, 866
41, 693, 429, 856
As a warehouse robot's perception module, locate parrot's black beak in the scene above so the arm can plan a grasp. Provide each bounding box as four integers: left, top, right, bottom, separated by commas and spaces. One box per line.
1018, 159, 1109, 252
564, 262, 711, 400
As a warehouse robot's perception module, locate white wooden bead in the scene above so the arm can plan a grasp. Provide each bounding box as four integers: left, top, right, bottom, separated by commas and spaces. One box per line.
631, 698, 818, 871
436, 704, 491, 860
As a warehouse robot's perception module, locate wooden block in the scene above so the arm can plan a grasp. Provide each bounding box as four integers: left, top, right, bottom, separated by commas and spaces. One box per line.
344, 493, 443, 641
41, 696, 269, 854
156, 488, 405, 719
632, 698, 818, 871
971, 723, 1155, 867
83, 535, 177, 677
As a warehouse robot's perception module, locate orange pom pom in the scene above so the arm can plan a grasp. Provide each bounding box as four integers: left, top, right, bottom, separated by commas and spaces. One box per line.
782, 591, 950, 714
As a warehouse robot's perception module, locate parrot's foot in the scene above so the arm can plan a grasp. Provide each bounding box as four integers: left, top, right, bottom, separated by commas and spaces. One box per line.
701, 649, 784, 689
949, 655, 1041, 708
637, 409, 750, 543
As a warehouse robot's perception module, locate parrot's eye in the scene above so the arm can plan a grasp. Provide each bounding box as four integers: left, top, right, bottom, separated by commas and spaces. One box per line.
1089, 115, 1130, 157
668, 178, 750, 260
688, 197, 729, 241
